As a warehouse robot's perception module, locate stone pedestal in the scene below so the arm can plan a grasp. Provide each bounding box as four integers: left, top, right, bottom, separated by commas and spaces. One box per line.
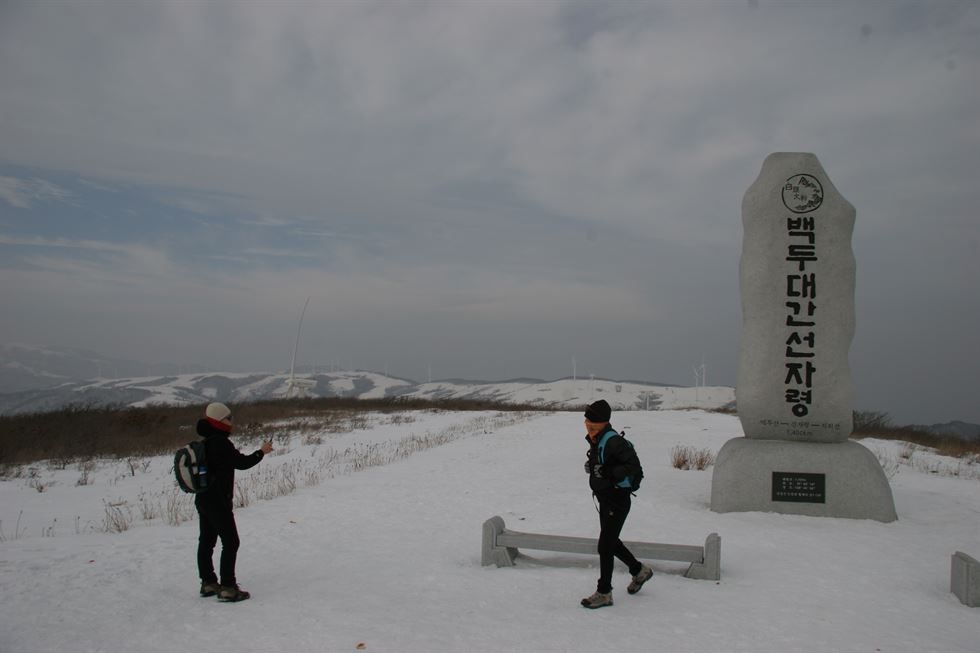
710, 438, 897, 521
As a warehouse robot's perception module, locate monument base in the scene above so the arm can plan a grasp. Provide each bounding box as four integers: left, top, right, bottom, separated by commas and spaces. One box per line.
710, 438, 897, 522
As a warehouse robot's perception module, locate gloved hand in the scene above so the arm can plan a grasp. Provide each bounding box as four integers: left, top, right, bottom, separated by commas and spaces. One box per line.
592, 464, 605, 479
584, 460, 591, 474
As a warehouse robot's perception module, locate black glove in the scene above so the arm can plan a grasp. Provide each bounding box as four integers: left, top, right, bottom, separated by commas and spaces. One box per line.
584, 460, 591, 474
592, 464, 605, 479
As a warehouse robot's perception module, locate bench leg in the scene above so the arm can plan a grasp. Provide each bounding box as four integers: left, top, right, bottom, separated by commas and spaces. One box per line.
482, 516, 518, 567
684, 532, 721, 581
951, 551, 980, 607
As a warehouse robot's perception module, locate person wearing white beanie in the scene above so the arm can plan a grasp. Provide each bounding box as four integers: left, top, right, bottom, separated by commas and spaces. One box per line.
194, 402, 272, 602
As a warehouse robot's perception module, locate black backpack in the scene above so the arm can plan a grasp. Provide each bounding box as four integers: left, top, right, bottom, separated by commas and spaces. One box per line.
174, 439, 209, 493
598, 429, 644, 493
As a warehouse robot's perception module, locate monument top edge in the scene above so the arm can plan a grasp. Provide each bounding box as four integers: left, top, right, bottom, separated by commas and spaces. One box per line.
754, 152, 835, 188
764, 151, 820, 162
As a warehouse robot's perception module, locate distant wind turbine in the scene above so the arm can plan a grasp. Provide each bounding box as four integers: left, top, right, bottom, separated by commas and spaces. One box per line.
286, 297, 316, 398
693, 355, 706, 405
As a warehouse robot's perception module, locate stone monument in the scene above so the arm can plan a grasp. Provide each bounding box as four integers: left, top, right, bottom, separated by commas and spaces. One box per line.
711, 152, 897, 522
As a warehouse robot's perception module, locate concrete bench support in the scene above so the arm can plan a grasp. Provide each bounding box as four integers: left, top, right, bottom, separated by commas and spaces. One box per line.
481, 515, 720, 581
950, 551, 980, 607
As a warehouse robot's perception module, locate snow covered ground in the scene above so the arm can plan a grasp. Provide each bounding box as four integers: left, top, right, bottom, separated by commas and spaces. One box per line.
1, 409, 977, 652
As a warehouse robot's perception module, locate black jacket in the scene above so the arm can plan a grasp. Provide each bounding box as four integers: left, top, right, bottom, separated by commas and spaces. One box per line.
585, 424, 633, 497
194, 419, 264, 511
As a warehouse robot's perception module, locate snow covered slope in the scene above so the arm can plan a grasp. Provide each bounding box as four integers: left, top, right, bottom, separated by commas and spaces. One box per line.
0, 370, 734, 415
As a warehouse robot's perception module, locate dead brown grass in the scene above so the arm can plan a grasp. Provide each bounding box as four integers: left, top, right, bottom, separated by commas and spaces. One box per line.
851, 426, 980, 458
851, 410, 980, 457
0, 397, 548, 465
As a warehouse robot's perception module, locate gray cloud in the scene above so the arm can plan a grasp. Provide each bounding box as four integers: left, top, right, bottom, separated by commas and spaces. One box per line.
0, 0, 977, 424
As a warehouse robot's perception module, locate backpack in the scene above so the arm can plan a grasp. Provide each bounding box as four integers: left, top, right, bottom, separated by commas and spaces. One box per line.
598, 429, 644, 493
174, 439, 209, 493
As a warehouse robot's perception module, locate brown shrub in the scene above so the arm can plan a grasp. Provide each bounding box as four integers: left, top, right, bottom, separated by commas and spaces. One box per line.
670, 445, 691, 470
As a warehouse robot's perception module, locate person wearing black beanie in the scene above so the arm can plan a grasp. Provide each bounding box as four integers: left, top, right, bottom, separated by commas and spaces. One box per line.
580, 400, 652, 609
584, 399, 612, 423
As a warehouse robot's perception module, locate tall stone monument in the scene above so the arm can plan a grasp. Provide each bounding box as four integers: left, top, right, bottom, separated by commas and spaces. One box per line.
711, 152, 897, 522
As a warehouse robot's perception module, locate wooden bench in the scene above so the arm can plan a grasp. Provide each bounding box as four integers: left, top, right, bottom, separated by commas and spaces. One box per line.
482, 515, 720, 580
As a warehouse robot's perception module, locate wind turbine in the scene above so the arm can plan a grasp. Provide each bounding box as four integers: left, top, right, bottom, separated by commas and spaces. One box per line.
693, 355, 706, 406
286, 297, 316, 398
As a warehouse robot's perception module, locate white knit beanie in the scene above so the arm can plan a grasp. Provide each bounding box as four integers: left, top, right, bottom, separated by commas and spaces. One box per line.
205, 402, 232, 421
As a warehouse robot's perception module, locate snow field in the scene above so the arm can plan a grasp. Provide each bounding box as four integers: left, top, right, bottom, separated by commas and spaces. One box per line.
1, 409, 978, 652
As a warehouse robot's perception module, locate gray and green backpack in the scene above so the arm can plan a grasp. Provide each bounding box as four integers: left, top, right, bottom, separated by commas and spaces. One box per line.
174, 439, 209, 493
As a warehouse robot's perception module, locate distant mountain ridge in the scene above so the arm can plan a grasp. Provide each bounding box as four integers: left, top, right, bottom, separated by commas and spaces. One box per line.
3, 345, 977, 439
0, 344, 731, 415
0, 343, 208, 393
910, 420, 980, 442
0, 368, 736, 416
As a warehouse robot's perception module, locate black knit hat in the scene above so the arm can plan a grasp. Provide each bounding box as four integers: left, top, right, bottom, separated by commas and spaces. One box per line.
584, 399, 611, 423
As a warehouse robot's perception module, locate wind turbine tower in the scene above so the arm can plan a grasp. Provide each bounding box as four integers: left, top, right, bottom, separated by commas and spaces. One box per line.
286, 297, 317, 398
693, 355, 707, 406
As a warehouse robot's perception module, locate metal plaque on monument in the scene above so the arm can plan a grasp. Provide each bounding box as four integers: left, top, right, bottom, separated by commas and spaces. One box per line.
710, 152, 897, 522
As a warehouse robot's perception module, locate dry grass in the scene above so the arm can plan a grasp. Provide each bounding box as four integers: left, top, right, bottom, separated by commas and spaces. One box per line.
0, 397, 548, 466
3, 402, 975, 468
669, 445, 716, 470
701, 408, 979, 459
851, 410, 980, 458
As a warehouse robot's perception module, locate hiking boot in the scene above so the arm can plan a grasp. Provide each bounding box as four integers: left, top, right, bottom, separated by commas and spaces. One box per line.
627, 564, 653, 595
580, 591, 613, 609
217, 584, 251, 602
200, 581, 221, 597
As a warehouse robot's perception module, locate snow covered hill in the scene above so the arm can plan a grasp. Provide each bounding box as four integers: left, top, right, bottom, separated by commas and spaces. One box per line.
0, 368, 735, 415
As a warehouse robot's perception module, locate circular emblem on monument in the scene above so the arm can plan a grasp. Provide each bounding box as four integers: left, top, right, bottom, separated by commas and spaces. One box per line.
782, 174, 824, 213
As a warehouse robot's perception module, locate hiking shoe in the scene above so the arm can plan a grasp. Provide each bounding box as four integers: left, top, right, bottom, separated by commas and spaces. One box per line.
627, 564, 653, 595
200, 581, 221, 597
580, 591, 613, 609
217, 585, 251, 602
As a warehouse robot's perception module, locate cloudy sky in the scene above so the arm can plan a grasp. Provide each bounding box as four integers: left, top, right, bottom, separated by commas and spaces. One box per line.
1, 1, 977, 424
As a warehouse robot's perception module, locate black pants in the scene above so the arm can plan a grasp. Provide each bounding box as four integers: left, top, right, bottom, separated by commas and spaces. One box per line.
596, 492, 642, 593
196, 502, 240, 587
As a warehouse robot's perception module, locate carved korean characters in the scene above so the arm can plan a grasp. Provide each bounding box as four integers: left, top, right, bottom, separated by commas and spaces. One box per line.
737, 153, 856, 443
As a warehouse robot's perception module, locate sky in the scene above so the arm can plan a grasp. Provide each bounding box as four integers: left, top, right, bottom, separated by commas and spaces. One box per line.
0, 1, 977, 425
